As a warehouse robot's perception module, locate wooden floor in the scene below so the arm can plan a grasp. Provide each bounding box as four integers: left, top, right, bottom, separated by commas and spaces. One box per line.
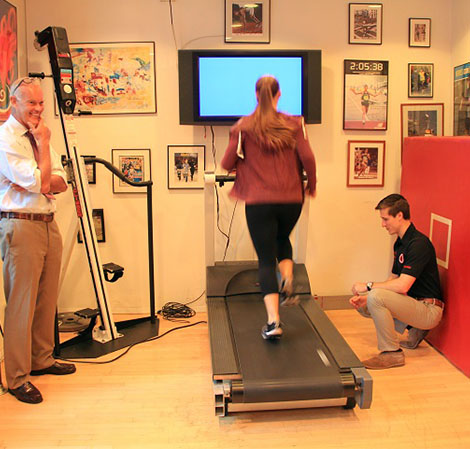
1, 309, 469, 449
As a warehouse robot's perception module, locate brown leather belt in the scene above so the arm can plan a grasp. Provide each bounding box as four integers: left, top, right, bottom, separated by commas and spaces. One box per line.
418, 298, 444, 309
0, 211, 54, 223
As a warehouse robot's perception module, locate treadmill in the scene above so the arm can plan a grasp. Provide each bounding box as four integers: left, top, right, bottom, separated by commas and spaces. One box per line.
205, 174, 372, 416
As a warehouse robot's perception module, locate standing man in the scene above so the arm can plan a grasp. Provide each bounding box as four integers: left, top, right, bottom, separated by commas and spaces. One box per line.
350, 194, 444, 370
0, 77, 76, 404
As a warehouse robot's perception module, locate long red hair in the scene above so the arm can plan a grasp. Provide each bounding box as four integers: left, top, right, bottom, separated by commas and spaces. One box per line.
247, 76, 297, 152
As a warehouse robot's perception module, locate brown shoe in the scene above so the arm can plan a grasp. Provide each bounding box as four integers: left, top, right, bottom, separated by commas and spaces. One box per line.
31, 361, 76, 376
400, 328, 429, 349
362, 350, 405, 370
8, 381, 43, 404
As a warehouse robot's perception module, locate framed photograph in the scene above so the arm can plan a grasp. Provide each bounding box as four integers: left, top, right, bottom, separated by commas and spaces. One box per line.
343, 59, 388, 130
453, 62, 470, 136
77, 209, 105, 243
408, 63, 433, 98
347, 141, 385, 187
349, 3, 383, 45
69, 42, 156, 115
61, 155, 96, 184
409, 18, 431, 47
225, 0, 270, 43
0, 0, 18, 122
112, 148, 151, 194
400, 103, 444, 156
167, 145, 205, 189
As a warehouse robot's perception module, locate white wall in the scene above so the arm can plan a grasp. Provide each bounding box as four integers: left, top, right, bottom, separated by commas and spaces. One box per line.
20, 0, 454, 314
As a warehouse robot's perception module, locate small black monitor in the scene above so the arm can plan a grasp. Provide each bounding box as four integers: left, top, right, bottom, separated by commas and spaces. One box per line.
178, 49, 322, 126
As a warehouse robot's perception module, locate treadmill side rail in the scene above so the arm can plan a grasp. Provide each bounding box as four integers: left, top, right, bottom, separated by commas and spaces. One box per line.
352, 367, 373, 409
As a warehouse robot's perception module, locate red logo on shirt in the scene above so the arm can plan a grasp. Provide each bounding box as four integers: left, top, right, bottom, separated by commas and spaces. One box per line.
399, 253, 404, 264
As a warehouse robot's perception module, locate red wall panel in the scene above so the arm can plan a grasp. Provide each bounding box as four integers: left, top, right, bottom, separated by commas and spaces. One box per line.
401, 137, 470, 376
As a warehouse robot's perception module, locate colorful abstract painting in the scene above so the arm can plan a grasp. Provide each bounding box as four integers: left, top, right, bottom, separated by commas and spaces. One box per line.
70, 42, 156, 115
0, 0, 17, 121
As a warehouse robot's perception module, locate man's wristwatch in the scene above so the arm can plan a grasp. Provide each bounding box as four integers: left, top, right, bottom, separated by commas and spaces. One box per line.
366, 282, 374, 291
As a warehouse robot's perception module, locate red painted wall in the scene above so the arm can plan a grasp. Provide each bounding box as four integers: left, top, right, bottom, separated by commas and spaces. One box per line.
401, 137, 470, 376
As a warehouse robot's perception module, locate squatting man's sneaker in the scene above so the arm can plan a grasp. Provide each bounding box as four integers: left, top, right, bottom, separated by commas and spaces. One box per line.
361, 349, 405, 370
400, 327, 429, 349
261, 321, 283, 340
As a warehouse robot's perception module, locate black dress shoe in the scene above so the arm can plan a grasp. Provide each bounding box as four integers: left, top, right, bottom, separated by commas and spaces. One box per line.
8, 381, 43, 404
31, 361, 76, 376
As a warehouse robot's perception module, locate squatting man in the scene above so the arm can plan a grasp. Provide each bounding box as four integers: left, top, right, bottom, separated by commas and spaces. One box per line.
349, 194, 444, 370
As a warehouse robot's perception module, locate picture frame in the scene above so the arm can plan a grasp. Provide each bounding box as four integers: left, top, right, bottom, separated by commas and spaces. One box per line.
409, 18, 431, 47
61, 155, 96, 184
400, 103, 444, 157
112, 148, 151, 194
0, 0, 18, 122
167, 145, 205, 190
347, 140, 385, 187
69, 42, 156, 115
343, 59, 388, 130
349, 3, 383, 45
408, 63, 433, 98
225, 0, 270, 43
77, 209, 105, 243
453, 62, 470, 136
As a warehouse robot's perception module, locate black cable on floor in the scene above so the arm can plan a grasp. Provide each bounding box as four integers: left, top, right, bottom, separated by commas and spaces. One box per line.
57, 320, 207, 365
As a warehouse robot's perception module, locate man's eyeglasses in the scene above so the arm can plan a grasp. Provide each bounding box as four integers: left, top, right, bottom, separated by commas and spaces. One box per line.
10, 78, 38, 96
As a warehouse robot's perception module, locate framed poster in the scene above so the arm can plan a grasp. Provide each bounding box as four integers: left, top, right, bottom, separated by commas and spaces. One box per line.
61, 154, 96, 184
408, 63, 433, 98
349, 3, 383, 45
167, 145, 205, 189
77, 209, 105, 243
225, 0, 270, 43
112, 148, 151, 193
343, 59, 388, 130
70, 42, 156, 115
0, 0, 18, 122
409, 18, 431, 47
347, 140, 385, 187
400, 103, 444, 156
453, 62, 470, 136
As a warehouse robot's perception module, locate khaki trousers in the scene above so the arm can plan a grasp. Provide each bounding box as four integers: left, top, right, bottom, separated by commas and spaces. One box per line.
358, 288, 443, 352
0, 218, 62, 389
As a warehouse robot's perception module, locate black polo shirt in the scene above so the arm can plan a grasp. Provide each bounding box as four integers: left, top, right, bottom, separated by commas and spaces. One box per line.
392, 223, 443, 300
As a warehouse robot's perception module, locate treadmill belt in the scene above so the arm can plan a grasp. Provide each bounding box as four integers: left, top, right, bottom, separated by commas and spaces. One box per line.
227, 294, 346, 403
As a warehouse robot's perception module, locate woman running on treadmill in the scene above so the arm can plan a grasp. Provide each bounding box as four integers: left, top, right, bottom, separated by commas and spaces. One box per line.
221, 75, 317, 340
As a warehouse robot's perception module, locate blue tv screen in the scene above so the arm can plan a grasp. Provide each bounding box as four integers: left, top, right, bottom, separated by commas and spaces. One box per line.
178, 50, 322, 126
198, 56, 303, 117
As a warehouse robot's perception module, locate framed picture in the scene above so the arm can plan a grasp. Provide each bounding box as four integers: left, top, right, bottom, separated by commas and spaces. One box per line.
347, 140, 385, 187
167, 145, 205, 189
408, 63, 433, 98
69, 42, 156, 115
453, 62, 470, 136
61, 155, 96, 184
112, 148, 151, 193
0, 0, 18, 122
225, 0, 270, 43
400, 103, 444, 156
349, 3, 383, 45
409, 18, 431, 47
77, 209, 105, 243
343, 59, 388, 130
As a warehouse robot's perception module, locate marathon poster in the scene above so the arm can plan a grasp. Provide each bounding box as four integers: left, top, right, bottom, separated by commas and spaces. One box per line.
343, 59, 388, 131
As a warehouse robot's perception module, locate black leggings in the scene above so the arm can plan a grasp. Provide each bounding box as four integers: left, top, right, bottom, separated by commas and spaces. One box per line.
245, 203, 303, 296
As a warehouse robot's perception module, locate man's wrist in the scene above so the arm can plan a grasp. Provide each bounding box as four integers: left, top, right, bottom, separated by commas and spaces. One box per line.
366, 282, 374, 291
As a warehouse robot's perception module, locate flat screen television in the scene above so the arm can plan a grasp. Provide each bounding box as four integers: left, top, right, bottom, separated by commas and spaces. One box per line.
178, 49, 322, 126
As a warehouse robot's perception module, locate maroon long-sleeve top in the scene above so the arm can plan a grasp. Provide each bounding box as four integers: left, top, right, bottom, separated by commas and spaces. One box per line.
221, 113, 317, 204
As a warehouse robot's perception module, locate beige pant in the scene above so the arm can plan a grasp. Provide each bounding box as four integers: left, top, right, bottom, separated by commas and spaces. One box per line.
0, 218, 62, 389
358, 288, 443, 352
